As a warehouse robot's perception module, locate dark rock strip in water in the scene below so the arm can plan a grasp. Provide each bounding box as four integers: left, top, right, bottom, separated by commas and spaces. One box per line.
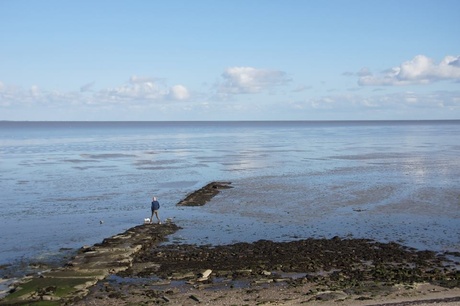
176, 181, 232, 206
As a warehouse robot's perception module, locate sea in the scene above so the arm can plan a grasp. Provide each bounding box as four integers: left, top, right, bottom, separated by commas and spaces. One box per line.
1, 121, 459, 281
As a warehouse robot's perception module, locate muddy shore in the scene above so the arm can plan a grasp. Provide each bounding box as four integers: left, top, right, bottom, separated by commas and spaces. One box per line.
2, 182, 459, 305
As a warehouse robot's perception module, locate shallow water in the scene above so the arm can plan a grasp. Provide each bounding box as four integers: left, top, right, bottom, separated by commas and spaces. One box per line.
1, 121, 459, 279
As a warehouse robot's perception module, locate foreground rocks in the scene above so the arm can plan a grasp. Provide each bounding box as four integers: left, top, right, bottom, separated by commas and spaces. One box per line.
0, 223, 180, 305
73, 236, 460, 306
4, 236, 460, 306
126, 237, 460, 290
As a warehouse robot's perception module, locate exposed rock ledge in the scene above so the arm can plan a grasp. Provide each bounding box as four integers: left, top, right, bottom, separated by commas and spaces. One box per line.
0, 223, 181, 305
176, 181, 232, 206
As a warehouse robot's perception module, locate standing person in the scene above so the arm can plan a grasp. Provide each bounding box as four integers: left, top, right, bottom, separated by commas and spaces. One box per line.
150, 196, 161, 224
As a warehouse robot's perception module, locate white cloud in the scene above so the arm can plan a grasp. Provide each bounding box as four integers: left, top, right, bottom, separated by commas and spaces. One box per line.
293, 91, 460, 112
98, 75, 190, 102
168, 85, 190, 100
359, 55, 460, 86
0, 75, 191, 111
29, 85, 40, 98
0, 82, 11, 107
0, 82, 35, 106
218, 67, 290, 94
107, 76, 163, 100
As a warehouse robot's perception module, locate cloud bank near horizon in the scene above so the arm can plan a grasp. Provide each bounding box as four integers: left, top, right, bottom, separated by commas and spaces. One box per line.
1, 55, 460, 119
358, 55, 460, 86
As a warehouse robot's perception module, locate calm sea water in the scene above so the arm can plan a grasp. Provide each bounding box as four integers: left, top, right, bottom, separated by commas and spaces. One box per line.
1, 121, 459, 279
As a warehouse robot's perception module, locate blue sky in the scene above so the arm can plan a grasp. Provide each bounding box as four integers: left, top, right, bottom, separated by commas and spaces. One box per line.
1, 0, 459, 121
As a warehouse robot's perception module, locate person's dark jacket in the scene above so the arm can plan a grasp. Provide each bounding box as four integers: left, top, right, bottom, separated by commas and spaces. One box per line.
151, 200, 160, 210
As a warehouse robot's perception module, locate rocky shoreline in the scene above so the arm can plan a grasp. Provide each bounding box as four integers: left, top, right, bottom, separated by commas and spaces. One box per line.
0, 222, 181, 305
76, 236, 459, 305
1, 182, 459, 305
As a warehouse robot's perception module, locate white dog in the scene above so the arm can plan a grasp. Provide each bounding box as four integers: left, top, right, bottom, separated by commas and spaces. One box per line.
143, 218, 151, 224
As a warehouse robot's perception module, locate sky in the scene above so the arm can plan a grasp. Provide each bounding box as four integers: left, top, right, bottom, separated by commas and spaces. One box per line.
1, 0, 459, 121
